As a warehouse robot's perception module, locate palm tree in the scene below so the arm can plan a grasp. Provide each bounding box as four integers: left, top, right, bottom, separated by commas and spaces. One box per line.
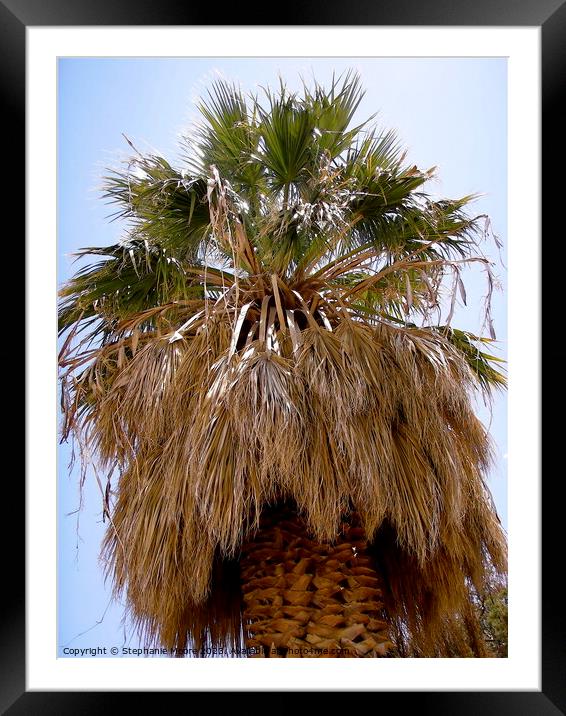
59, 72, 507, 658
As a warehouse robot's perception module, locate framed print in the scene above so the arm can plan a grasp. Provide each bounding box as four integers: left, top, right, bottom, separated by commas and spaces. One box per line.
8, 0, 559, 710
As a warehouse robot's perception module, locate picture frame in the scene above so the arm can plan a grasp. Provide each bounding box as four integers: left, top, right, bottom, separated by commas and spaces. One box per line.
9, 0, 558, 709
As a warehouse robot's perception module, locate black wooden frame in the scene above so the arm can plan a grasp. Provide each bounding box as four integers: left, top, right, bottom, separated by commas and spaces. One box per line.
7, 0, 559, 710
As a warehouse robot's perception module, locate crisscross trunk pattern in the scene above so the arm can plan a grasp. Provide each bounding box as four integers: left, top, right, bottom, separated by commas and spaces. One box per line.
240, 504, 394, 657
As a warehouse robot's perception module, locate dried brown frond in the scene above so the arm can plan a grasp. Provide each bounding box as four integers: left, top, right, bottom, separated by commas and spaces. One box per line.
85, 312, 506, 652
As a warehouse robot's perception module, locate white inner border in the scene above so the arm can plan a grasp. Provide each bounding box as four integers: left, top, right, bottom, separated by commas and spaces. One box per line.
27, 27, 540, 691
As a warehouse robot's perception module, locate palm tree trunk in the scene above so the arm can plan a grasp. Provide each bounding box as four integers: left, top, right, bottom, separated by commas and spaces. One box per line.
240, 503, 394, 658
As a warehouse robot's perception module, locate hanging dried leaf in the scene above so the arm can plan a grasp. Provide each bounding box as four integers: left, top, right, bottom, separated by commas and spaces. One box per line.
457, 274, 467, 306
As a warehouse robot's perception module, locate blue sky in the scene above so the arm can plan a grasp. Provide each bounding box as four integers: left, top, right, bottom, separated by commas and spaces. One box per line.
58, 57, 507, 656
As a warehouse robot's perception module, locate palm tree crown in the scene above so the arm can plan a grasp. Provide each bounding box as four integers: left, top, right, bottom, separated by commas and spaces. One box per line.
59, 72, 506, 655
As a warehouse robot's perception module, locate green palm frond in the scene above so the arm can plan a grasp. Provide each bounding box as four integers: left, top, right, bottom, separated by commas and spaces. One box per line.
103, 154, 211, 257
437, 326, 507, 393
58, 239, 207, 334
257, 89, 315, 199
301, 70, 367, 158
189, 80, 264, 194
